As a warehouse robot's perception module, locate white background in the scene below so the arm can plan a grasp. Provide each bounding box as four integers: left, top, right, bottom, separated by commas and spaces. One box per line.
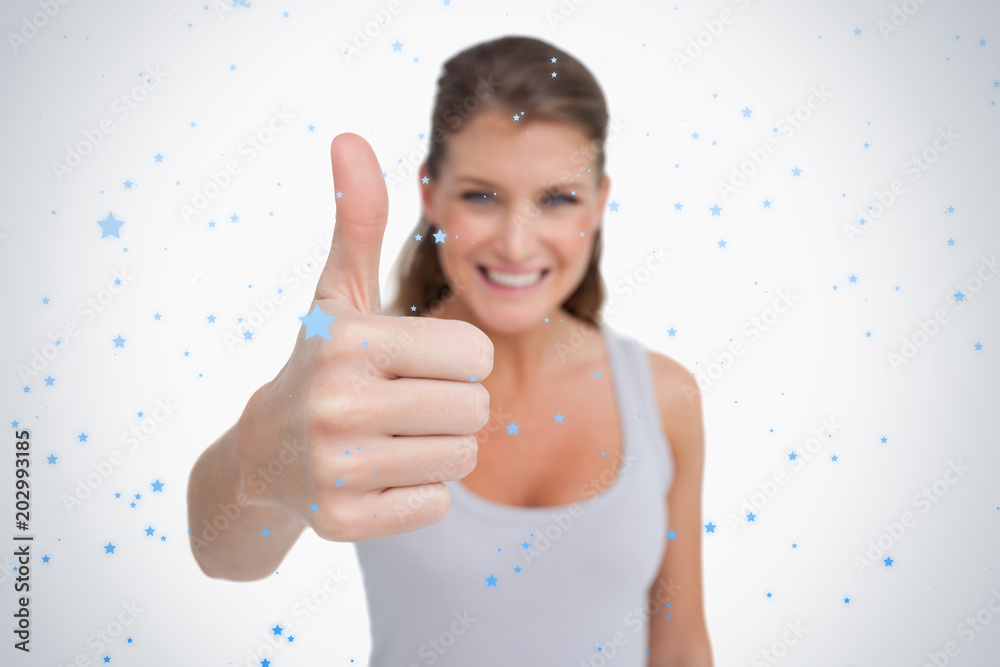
2, 0, 998, 665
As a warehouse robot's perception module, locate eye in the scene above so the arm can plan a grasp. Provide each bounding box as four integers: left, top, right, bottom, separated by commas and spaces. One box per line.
541, 192, 577, 206
461, 191, 497, 204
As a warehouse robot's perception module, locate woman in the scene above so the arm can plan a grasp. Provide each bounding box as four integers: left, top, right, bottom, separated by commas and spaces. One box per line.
187, 35, 712, 665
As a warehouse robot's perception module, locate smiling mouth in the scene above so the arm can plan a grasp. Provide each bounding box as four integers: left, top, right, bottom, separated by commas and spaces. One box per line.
477, 265, 550, 288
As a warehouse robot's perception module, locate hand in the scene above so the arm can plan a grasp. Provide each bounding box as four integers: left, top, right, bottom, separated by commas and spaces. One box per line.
233, 133, 493, 542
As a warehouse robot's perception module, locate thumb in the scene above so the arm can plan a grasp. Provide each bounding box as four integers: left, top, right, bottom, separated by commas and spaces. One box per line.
315, 132, 389, 315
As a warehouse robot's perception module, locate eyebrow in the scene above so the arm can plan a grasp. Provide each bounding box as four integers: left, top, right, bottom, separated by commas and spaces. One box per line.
454, 176, 579, 193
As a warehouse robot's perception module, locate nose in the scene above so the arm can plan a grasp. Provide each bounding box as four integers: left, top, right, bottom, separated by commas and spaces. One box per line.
493, 200, 539, 258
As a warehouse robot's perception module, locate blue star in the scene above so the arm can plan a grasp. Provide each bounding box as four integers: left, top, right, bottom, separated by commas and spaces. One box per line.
433, 229, 447, 243
151, 479, 164, 492
230, 213, 239, 223
849, 274, 858, 283
311, 504, 318, 511
299, 304, 336, 340
854, 27, 861, 35
123, 179, 133, 189
608, 200, 620, 212
42, 555, 50, 563
514, 566, 521, 573
154, 312, 161, 320
595, 371, 601, 378
272, 625, 283, 635
47, 454, 57, 464
791, 167, 802, 176
78, 432, 88, 442
11, 420, 19, 428
974, 342, 983, 351
22, 385, 30, 393
747, 512, 756, 522
262, 528, 270, 536
554, 413, 564, 423
113, 335, 126, 348
154, 153, 163, 162
691, 132, 699, 139
207, 314, 216, 323
507, 422, 518, 435
145, 527, 155, 536
667, 328, 677, 336
674, 202, 683, 211
741, 107, 752, 118
704, 522, 716, 533
42, 297, 50, 304
44, 376, 55, 386
884, 557, 893, 567
336, 191, 343, 198
953, 290, 965, 302
717, 239, 727, 248
307, 124, 315, 132
762, 199, 771, 208
485, 574, 498, 587
709, 204, 721, 215
104, 542, 116, 554
667, 530, 676, 539
243, 331, 253, 341
97, 212, 124, 238
414, 234, 422, 241
421, 176, 429, 184
880, 437, 888, 443
947, 238, 955, 246
391, 40, 403, 51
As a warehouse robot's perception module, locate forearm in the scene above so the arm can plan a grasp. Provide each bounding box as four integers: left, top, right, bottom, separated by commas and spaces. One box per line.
186, 422, 306, 581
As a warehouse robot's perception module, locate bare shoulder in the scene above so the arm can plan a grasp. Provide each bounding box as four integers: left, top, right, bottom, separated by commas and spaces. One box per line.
646, 349, 701, 413
645, 349, 704, 460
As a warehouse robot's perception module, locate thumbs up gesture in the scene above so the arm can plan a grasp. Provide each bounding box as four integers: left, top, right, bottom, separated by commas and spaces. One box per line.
233, 133, 494, 542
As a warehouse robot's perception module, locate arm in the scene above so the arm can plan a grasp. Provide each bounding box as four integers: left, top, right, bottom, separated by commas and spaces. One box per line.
186, 391, 307, 582
646, 352, 714, 666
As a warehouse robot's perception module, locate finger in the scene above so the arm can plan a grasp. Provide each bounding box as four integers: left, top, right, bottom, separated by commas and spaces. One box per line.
325, 313, 494, 383
315, 132, 389, 314
330, 376, 488, 437
317, 434, 477, 492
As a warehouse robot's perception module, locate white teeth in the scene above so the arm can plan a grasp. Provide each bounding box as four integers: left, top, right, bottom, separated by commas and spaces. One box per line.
485, 269, 543, 287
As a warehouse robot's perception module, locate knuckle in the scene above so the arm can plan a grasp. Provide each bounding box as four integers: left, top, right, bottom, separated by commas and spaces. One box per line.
459, 434, 478, 475
331, 317, 365, 351
317, 502, 359, 542
478, 331, 494, 376
474, 384, 490, 429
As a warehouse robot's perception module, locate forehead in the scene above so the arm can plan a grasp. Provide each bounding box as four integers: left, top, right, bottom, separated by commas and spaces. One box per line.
441, 109, 598, 186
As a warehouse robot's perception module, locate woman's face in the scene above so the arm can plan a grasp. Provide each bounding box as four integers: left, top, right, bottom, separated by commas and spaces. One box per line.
419, 108, 611, 335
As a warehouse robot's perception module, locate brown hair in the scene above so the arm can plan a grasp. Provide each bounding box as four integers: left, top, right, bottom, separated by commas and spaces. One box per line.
385, 35, 610, 327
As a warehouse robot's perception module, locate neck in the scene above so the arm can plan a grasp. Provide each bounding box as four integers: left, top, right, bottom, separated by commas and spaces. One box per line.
427, 299, 589, 394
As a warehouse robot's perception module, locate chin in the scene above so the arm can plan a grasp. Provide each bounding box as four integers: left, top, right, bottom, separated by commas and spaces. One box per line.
466, 301, 550, 336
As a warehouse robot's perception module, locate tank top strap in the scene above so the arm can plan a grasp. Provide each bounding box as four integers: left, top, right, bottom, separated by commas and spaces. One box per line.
601, 325, 674, 494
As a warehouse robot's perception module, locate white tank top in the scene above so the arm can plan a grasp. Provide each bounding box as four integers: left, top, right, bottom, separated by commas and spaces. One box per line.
354, 324, 675, 665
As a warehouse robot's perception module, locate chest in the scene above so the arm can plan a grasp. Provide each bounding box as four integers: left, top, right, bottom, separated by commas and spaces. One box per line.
460, 374, 625, 507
